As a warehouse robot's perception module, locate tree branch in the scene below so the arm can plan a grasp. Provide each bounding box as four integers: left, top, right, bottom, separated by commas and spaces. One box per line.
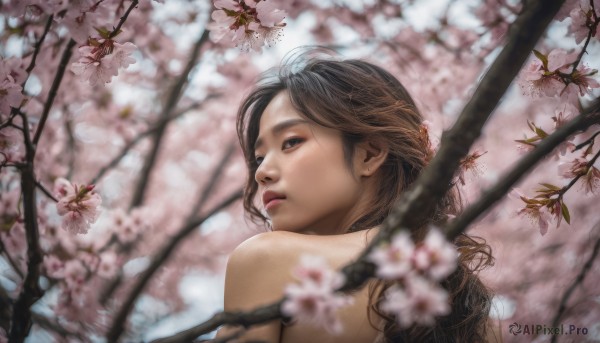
9, 112, 45, 343
109, 0, 139, 39
148, 0, 565, 341
106, 143, 241, 342
149, 302, 282, 343
32, 38, 76, 147
550, 224, 600, 343
129, 29, 210, 209
446, 98, 600, 240
35, 179, 58, 203
23, 14, 54, 81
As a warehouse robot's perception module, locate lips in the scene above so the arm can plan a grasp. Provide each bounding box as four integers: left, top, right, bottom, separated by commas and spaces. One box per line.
262, 190, 286, 209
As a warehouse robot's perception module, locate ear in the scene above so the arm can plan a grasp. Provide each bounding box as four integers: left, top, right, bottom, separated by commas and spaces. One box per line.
354, 137, 389, 177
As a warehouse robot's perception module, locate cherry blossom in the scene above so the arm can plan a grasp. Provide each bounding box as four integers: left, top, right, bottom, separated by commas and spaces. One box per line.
71, 40, 137, 86
368, 230, 415, 280
0, 76, 24, 118
413, 228, 458, 281
519, 49, 599, 98
282, 254, 353, 334
54, 178, 102, 235
207, 0, 287, 51
457, 150, 487, 185
568, 0, 600, 44
381, 277, 450, 328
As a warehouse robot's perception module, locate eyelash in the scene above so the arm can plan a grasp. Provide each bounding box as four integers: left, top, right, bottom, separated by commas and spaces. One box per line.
255, 137, 304, 166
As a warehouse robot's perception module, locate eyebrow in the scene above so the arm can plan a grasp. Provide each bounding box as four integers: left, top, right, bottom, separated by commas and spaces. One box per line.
254, 118, 310, 150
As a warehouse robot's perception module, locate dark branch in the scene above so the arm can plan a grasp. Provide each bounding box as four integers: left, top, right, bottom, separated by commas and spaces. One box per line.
129, 30, 210, 209
149, 302, 282, 343
9, 112, 45, 343
32, 38, 76, 147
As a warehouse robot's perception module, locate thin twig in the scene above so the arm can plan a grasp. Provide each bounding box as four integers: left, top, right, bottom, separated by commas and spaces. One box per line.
558, 146, 600, 197
109, 0, 139, 39
35, 179, 58, 203
574, 130, 600, 151
106, 188, 243, 342
129, 29, 210, 209
32, 38, 76, 147
23, 15, 54, 83
445, 98, 600, 239
550, 228, 600, 343
148, 1, 565, 341
570, 0, 599, 74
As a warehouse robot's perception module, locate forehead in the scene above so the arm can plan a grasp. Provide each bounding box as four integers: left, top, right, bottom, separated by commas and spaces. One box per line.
259, 91, 303, 131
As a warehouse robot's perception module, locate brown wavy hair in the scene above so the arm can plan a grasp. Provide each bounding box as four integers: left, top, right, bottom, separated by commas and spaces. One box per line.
236, 49, 494, 342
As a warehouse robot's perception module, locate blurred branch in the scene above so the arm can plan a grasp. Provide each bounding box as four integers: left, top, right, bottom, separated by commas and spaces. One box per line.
106, 142, 241, 342
129, 29, 210, 209
550, 226, 600, 343
445, 98, 600, 239
188, 142, 237, 218
89, 98, 216, 185
32, 38, 76, 147
109, 0, 139, 39
23, 14, 54, 83
31, 312, 89, 342
9, 111, 45, 343
148, 0, 565, 341
149, 302, 282, 343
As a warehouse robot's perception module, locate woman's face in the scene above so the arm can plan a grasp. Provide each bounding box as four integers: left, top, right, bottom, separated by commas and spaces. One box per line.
253, 91, 369, 235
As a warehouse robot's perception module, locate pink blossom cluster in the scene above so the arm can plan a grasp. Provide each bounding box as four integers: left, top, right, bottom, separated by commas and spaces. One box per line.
368, 228, 457, 328
71, 39, 137, 86
109, 208, 150, 244
0, 57, 26, 118
281, 254, 354, 334
54, 178, 102, 235
43, 250, 119, 325
564, 0, 600, 44
519, 49, 599, 98
559, 157, 600, 193
208, 0, 287, 52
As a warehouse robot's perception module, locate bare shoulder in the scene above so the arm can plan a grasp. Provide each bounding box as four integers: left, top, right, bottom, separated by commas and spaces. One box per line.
230, 229, 377, 270
218, 230, 381, 343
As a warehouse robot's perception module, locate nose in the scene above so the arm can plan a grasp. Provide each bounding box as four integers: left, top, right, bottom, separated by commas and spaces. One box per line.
255, 154, 279, 185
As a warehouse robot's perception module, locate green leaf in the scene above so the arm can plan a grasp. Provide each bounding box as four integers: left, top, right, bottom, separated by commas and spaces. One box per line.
540, 183, 561, 191
533, 49, 548, 70
561, 202, 571, 225
95, 27, 111, 39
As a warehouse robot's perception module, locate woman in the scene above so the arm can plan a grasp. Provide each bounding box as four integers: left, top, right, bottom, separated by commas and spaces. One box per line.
216, 50, 498, 342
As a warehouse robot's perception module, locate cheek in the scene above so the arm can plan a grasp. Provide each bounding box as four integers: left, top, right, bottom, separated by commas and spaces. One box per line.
288, 144, 358, 200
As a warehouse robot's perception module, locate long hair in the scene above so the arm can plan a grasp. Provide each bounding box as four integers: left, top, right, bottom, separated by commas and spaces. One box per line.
236, 50, 494, 342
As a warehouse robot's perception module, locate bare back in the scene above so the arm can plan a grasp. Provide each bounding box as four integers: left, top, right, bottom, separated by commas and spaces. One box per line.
217, 228, 382, 343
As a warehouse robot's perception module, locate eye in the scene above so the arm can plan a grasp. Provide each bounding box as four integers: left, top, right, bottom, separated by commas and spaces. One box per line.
282, 137, 303, 150
255, 155, 264, 166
